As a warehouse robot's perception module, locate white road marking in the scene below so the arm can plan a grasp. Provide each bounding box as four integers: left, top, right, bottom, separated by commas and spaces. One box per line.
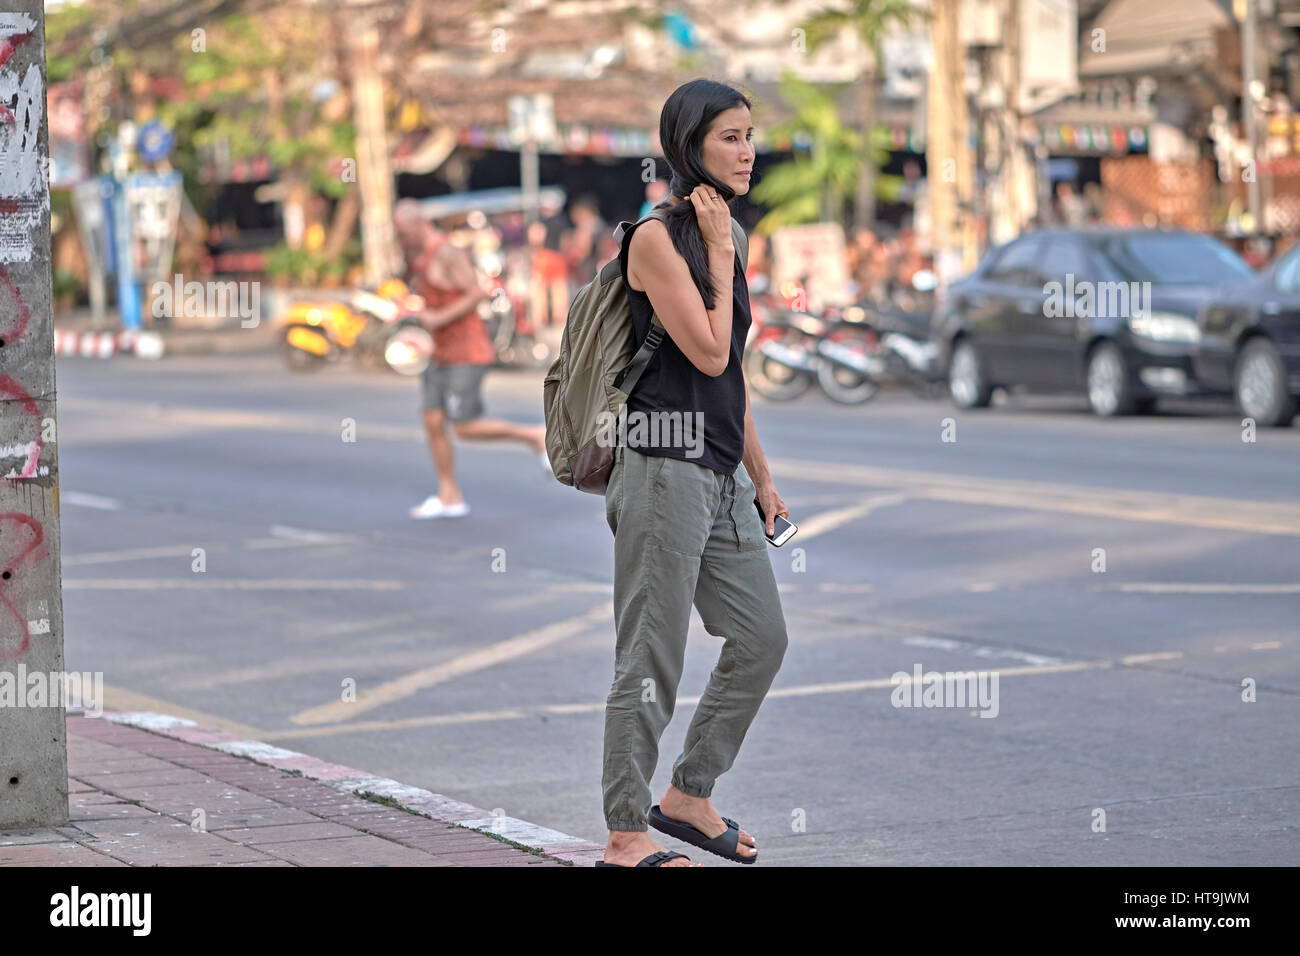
769, 458, 1300, 537
1121, 651, 1183, 664
264, 659, 1111, 741
62, 491, 121, 510
63, 544, 229, 566
63, 578, 404, 590
792, 493, 908, 542
902, 635, 1062, 666
1105, 583, 1300, 594
287, 600, 614, 726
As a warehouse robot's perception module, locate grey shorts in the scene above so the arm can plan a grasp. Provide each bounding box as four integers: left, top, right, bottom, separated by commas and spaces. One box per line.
421, 362, 489, 422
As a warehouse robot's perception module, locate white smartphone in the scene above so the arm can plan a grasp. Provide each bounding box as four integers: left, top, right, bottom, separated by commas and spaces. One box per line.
754, 499, 797, 547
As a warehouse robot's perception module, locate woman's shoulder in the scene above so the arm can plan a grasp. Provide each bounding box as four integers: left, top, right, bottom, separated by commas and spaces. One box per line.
625, 217, 673, 283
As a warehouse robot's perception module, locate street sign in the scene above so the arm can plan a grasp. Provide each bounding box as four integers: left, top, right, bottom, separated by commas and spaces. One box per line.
137, 120, 175, 164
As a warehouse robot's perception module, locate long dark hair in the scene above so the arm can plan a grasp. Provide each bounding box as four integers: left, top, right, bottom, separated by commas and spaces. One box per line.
650, 79, 752, 310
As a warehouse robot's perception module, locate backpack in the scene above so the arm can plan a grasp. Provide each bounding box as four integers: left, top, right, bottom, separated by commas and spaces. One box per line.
543, 205, 749, 494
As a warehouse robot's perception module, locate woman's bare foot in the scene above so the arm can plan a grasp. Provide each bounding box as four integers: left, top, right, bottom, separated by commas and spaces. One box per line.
658, 785, 757, 859
604, 829, 700, 867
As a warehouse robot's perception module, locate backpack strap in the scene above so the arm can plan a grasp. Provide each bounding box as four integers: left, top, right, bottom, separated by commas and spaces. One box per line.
611, 205, 749, 397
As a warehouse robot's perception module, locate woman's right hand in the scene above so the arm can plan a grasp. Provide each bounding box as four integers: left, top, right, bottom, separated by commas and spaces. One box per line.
688, 184, 733, 251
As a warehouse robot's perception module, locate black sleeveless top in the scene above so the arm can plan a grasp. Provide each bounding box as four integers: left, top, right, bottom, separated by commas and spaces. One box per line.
618, 217, 751, 476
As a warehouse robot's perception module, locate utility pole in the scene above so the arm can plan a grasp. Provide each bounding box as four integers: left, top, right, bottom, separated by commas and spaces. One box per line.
350, 15, 399, 284
0, 0, 68, 829
927, 0, 977, 282
1241, 0, 1261, 231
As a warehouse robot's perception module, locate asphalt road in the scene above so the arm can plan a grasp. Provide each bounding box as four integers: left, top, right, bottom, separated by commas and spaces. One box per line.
51, 349, 1299, 865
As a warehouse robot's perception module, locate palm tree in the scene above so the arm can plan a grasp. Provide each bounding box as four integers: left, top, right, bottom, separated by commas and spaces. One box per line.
749, 72, 870, 235
797, 0, 926, 231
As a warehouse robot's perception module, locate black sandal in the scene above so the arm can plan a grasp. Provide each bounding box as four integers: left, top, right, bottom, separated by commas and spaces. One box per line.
595, 850, 694, 867
649, 805, 756, 864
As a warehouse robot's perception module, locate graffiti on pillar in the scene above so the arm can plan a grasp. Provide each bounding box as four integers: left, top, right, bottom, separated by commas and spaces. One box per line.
0, 12, 42, 263
0, 13, 46, 480
0, 373, 43, 478
0, 511, 44, 660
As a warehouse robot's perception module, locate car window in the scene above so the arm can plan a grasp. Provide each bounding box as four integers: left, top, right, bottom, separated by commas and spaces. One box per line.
1038, 240, 1079, 287
985, 239, 1043, 286
1273, 246, 1300, 294
1096, 234, 1253, 285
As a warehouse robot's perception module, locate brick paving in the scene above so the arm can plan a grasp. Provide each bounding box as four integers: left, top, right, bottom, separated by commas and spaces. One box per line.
0, 714, 570, 867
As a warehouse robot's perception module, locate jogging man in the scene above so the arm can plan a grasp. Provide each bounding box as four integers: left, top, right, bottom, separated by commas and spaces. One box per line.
393, 199, 550, 519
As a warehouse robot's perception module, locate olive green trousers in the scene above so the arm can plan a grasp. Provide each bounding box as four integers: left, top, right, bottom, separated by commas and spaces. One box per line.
602, 442, 788, 832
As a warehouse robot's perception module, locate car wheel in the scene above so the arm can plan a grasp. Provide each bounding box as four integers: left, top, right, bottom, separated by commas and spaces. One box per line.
1236, 337, 1297, 427
1086, 341, 1136, 417
948, 338, 992, 409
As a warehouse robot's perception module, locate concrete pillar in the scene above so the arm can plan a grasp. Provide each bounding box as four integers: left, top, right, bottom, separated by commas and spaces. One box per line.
0, 0, 68, 828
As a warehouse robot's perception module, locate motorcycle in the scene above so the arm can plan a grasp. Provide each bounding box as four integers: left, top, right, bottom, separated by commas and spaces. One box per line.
744, 279, 830, 401
744, 272, 944, 405
476, 248, 553, 370
277, 278, 434, 376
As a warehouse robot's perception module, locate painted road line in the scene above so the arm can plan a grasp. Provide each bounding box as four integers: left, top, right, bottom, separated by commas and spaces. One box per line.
100, 684, 268, 739
265, 660, 1113, 741
287, 600, 615, 726
768, 458, 1300, 537
63, 543, 229, 566
1102, 583, 1300, 594
902, 635, 1063, 667
1121, 652, 1184, 664
59, 398, 1300, 535
61, 491, 121, 510
63, 578, 405, 590
261, 637, 1288, 741
791, 493, 908, 542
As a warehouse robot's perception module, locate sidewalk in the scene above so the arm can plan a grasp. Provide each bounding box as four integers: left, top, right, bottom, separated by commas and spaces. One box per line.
0, 711, 606, 867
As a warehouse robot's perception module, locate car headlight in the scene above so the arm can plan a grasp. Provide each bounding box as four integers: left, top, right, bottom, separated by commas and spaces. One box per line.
1128, 311, 1200, 344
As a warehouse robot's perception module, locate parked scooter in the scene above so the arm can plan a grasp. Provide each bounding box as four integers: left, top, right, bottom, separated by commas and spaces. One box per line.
744, 281, 828, 401
476, 248, 552, 369
277, 279, 434, 376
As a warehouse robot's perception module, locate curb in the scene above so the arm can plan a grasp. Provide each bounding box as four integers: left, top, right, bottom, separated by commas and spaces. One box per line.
52, 325, 279, 359
53, 329, 164, 359
81, 708, 607, 866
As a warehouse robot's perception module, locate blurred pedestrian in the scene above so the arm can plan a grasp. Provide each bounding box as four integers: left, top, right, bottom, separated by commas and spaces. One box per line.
639, 178, 670, 219
392, 199, 550, 520
529, 195, 572, 329
527, 219, 569, 329
564, 194, 610, 286
1055, 181, 1090, 227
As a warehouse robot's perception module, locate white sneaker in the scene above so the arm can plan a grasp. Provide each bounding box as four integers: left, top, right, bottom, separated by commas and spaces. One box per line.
409, 495, 470, 519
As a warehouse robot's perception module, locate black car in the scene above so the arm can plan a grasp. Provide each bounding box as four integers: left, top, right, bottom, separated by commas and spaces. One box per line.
1194, 242, 1300, 426
933, 228, 1255, 416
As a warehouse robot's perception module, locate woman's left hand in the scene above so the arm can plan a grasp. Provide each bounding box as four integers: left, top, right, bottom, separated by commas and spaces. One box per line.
754, 482, 787, 537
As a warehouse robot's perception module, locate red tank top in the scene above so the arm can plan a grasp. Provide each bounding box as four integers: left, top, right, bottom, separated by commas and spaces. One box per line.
409, 234, 496, 366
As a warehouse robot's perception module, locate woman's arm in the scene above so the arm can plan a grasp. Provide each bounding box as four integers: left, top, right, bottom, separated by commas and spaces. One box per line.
741, 374, 788, 535
629, 187, 736, 377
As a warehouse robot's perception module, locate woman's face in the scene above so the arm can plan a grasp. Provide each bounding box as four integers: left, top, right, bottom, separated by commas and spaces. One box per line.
700, 105, 754, 197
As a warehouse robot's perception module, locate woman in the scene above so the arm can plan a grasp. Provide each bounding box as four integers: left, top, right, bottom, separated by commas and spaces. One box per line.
597, 79, 790, 868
